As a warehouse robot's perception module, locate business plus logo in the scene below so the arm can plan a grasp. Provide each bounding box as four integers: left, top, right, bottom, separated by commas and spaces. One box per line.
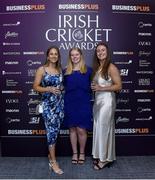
112, 4, 150, 13
6, 4, 45, 12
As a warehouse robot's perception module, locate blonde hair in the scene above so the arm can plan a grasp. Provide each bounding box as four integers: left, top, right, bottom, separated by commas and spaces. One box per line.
65, 47, 87, 75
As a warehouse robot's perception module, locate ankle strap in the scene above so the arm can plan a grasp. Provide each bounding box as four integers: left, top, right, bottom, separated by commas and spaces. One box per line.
50, 160, 57, 164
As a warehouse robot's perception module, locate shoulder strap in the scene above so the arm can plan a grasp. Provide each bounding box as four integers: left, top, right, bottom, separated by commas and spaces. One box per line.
42, 66, 47, 75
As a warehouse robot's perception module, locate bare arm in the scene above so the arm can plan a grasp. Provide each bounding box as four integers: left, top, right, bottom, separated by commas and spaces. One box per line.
33, 66, 49, 93
91, 63, 122, 92
33, 66, 61, 94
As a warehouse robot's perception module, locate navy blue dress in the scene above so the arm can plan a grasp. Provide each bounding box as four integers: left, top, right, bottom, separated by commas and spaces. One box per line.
64, 67, 93, 131
41, 71, 64, 146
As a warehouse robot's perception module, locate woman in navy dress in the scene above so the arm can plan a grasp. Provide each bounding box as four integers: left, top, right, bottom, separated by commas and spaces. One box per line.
64, 47, 93, 164
33, 46, 64, 175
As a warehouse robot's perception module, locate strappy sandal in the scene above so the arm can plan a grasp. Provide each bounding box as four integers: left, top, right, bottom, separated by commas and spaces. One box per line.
78, 153, 85, 164
72, 153, 78, 164
93, 158, 99, 165
49, 160, 64, 175
94, 161, 111, 170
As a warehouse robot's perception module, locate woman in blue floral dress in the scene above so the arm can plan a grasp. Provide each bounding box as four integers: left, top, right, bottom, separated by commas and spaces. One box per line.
33, 46, 64, 175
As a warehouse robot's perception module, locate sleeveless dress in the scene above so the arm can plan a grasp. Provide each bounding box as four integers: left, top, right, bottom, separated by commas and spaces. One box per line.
41, 70, 64, 147
92, 73, 116, 162
63, 67, 93, 131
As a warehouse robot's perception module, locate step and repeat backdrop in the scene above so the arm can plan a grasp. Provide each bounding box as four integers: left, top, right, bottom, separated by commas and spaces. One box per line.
0, 0, 155, 156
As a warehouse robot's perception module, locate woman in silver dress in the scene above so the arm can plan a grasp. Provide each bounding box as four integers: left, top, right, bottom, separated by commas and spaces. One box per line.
91, 42, 122, 170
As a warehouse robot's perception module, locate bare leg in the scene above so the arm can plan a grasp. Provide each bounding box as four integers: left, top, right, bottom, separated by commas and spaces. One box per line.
49, 144, 56, 161
70, 127, 78, 153
48, 144, 63, 174
69, 127, 78, 163
77, 127, 87, 163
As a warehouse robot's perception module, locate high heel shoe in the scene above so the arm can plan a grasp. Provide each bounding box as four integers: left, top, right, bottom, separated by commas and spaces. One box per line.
72, 153, 78, 164
49, 160, 64, 175
93, 158, 99, 165
106, 161, 114, 168
94, 161, 113, 170
78, 153, 85, 164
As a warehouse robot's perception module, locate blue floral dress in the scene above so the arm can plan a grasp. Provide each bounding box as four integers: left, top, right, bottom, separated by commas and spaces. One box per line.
41, 70, 64, 147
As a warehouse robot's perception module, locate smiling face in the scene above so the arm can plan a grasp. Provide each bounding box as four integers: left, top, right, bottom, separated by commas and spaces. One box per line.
47, 48, 59, 64
96, 44, 107, 62
70, 49, 81, 64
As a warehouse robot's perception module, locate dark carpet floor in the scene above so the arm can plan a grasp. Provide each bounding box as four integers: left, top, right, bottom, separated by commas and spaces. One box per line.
0, 155, 155, 179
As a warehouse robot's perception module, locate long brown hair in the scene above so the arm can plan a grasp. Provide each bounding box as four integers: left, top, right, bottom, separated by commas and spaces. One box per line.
44, 46, 62, 72
92, 42, 111, 80
65, 47, 87, 75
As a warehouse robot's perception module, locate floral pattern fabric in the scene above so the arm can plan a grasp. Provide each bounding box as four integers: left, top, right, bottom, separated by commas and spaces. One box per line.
41, 71, 64, 146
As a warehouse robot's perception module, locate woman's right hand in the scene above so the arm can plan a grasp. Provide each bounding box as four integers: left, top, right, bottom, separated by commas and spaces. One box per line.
91, 81, 103, 92
46, 86, 61, 95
